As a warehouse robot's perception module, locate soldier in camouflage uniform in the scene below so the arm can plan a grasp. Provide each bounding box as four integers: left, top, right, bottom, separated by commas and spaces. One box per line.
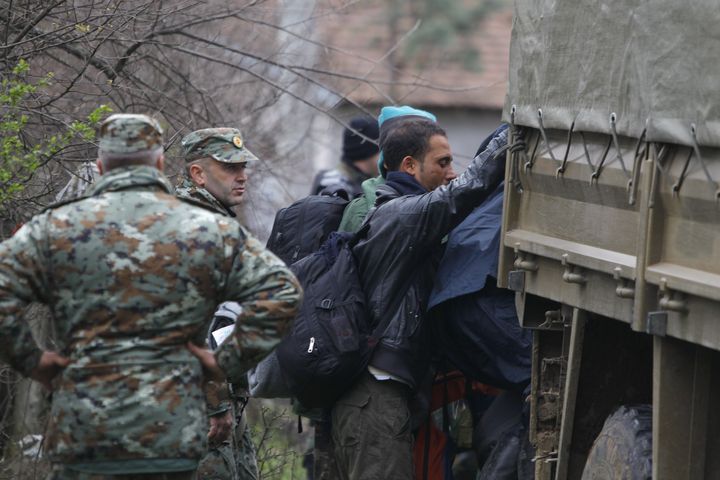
0, 114, 301, 479
176, 128, 262, 480
177, 127, 257, 217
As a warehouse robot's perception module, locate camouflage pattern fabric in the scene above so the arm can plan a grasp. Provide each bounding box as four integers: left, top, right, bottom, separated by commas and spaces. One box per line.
176, 179, 258, 480
205, 379, 232, 416
182, 128, 259, 164
0, 165, 300, 468
196, 407, 258, 480
197, 438, 237, 480
48, 467, 197, 480
98, 113, 163, 154
235, 420, 259, 480
176, 177, 233, 217
313, 420, 340, 480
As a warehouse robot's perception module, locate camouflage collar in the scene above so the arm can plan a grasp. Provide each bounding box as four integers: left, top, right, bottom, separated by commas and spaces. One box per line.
174, 177, 234, 216
88, 166, 173, 196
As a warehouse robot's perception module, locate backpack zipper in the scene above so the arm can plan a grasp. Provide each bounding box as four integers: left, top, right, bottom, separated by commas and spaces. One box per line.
307, 337, 315, 353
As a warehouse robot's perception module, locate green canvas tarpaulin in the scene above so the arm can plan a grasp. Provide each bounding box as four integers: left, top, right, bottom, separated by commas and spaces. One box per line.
502, 0, 720, 148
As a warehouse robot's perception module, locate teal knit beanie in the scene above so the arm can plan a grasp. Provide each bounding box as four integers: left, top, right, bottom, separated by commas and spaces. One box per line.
377, 106, 438, 177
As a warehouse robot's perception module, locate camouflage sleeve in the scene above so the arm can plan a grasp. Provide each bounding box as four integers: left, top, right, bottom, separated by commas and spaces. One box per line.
215, 229, 301, 384
0, 217, 49, 376
205, 380, 232, 416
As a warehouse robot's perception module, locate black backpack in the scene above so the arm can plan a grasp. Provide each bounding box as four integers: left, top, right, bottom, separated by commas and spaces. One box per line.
275, 229, 380, 408
266, 189, 350, 265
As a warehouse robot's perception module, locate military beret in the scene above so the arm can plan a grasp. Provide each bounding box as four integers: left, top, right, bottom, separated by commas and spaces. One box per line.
98, 113, 163, 154
181, 128, 259, 164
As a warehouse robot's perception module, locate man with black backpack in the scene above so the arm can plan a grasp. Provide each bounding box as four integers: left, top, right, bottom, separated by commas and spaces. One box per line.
330, 108, 510, 480
176, 127, 262, 480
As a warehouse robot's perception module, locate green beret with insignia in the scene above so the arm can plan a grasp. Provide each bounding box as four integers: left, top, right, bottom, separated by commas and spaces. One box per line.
182, 128, 260, 164
98, 113, 164, 154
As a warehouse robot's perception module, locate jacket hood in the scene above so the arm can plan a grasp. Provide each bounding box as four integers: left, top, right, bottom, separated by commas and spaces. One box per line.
375, 172, 427, 206
357, 175, 386, 209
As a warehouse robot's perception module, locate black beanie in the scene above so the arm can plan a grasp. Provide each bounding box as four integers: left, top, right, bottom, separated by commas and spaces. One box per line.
342, 116, 380, 163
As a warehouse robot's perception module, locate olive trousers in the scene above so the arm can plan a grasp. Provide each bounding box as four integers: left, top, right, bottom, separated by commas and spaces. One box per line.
331, 373, 413, 480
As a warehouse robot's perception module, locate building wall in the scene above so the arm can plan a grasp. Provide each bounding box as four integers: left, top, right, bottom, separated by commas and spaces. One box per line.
435, 108, 504, 172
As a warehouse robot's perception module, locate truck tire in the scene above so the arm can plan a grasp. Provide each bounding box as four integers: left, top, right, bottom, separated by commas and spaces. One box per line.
581, 405, 652, 480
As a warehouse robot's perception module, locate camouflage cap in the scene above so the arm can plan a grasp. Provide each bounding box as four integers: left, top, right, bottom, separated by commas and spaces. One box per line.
182, 128, 259, 164
98, 113, 163, 154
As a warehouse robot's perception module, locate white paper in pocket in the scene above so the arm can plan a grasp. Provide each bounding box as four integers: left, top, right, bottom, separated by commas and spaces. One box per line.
212, 324, 235, 347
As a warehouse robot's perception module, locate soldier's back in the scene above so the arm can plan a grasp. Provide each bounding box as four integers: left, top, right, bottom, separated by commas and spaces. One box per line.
28, 167, 244, 466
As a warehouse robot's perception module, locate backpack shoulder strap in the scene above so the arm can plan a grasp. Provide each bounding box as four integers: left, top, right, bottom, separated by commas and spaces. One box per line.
320, 184, 351, 201
347, 206, 377, 248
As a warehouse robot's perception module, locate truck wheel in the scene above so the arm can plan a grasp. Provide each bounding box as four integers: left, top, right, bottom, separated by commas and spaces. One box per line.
581, 405, 652, 480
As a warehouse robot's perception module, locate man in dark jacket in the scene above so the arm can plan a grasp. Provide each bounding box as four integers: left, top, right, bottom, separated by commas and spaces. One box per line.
338, 107, 437, 233
331, 108, 508, 480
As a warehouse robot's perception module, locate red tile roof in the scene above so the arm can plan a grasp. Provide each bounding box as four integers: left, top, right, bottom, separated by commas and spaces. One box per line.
316, 2, 512, 110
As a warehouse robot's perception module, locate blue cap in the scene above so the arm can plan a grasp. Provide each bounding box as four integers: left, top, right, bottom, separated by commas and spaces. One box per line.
377, 106, 438, 177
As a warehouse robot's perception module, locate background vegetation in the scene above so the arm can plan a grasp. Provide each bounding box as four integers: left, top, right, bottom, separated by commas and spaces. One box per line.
0, 0, 502, 477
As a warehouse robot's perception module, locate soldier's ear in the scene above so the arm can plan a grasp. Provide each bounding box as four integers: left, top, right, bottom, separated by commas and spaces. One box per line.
188, 162, 206, 186
156, 154, 165, 172
96, 159, 104, 175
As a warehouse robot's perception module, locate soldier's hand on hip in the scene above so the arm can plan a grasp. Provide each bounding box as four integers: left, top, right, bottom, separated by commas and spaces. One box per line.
187, 341, 226, 383
207, 409, 233, 447
30, 351, 70, 390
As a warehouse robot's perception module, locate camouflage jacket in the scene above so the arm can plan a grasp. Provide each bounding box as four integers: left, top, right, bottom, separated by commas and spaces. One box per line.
0, 166, 300, 466
175, 177, 233, 216
175, 176, 246, 415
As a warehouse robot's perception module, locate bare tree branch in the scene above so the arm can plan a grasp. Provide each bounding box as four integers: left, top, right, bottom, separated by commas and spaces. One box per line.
9, 0, 65, 48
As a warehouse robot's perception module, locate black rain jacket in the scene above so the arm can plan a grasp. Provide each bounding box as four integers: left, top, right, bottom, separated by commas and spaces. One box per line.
353, 127, 510, 389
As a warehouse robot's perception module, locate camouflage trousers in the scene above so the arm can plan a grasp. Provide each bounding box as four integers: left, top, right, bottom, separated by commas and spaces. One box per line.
313, 419, 340, 480
197, 405, 258, 480
48, 467, 196, 480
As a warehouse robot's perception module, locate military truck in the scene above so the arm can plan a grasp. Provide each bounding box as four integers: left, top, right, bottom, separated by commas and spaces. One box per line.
497, 1, 720, 478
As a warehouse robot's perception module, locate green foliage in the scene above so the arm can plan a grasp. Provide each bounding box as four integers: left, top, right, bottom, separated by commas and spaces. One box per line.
397, 0, 503, 71
249, 401, 309, 480
0, 61, 112, 207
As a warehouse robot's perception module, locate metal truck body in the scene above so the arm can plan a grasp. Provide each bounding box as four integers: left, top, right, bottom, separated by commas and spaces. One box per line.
499, 1, 720, 478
